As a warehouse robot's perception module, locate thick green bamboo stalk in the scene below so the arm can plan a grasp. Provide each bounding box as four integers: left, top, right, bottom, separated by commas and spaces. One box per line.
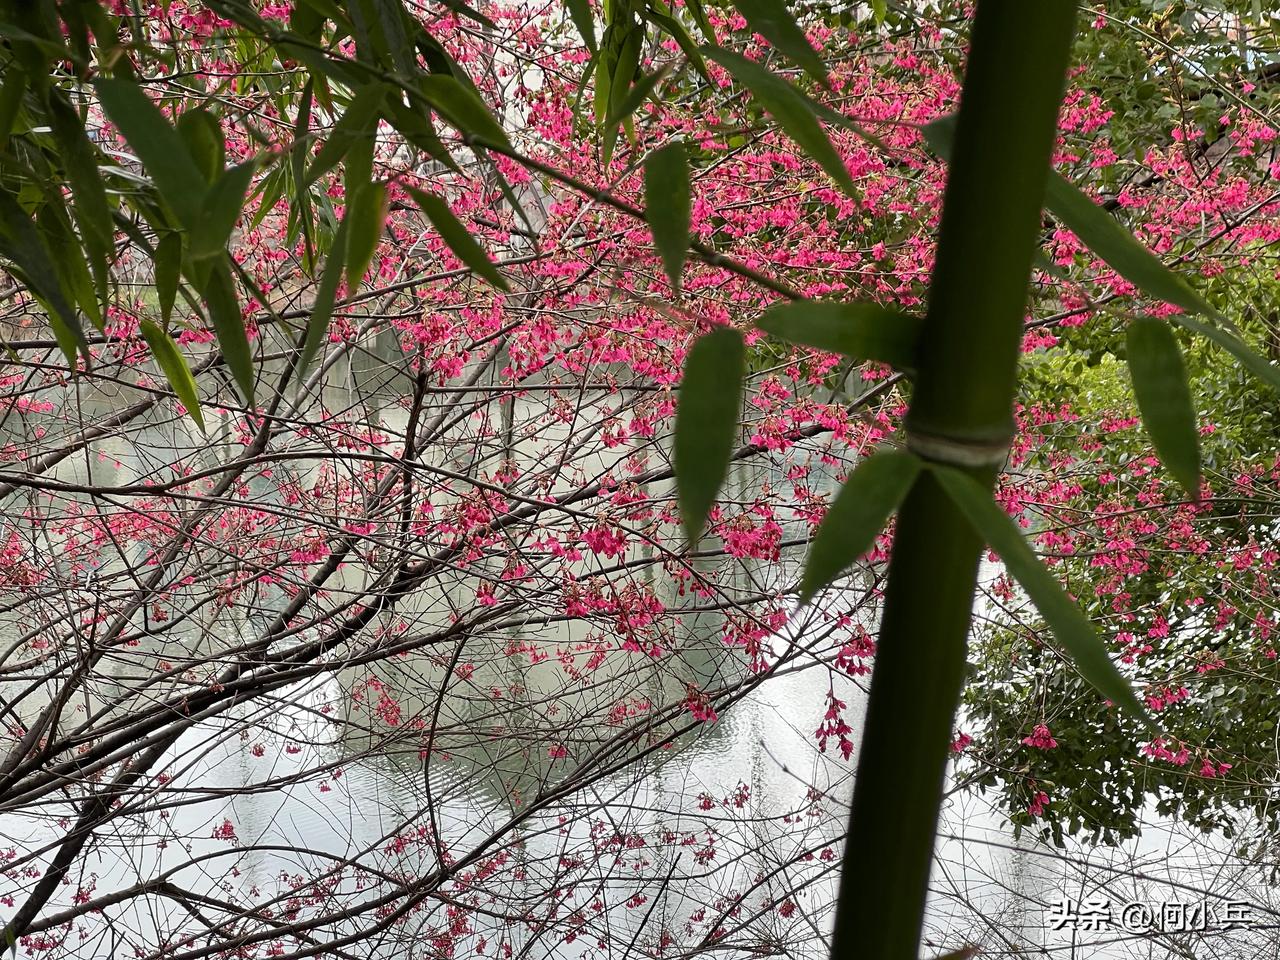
829, 3, 1079, 959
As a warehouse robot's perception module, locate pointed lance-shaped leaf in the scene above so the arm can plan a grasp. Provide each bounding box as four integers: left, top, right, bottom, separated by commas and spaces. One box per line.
676, 326, 745, 545
345, 180, 388, 289
756, 301, 921, 371
1126, 317, 1200, 500
702, 47, 857, 201
923, 114, 1210, 316
176, 108, 226, 184
644, 142, 690, 294
39, 202, 102, 332
47, 91, 113, 294
731, 0, 827, 86
297, 216, 349, 384
139, 320, 206, 433
1042, 173, 1215, 317
406, 186, 509, 292
0, 192, 86, 363
799, 449, 921, 602
439, 0, 497, 30
0, 66, 25, 145
155, 232, 182, 324
419, 75, 510, 149
646, 11, 711, 83
95, 77, 207, 228
603, 65, 671, 129
562, 0, 596, 52
304, 82, 387, 185
931, 465, 1148, 722
199, 257, 256, 407
925, 114, 1280, 393
190, 161, 257, 260
1172, 311, 1280, 393
683, 0, 717, 45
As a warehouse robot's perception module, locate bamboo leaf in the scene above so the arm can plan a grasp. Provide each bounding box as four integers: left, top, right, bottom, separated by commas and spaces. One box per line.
155, 232, 182, 323
924, 114, 1280, 393
95, 77, 207, 227
47, 91, 113, 291
562, 0, 596, 52
345, 180, 387, 288
702, 47, 856, 200
799, 449, 921, 602
1042, 173, 1213, 316
731, 0, 827, 85
176, 108, 226, 183
684, 0, 717, 45
140, 319, 206, 432
1126, 317, 1200, 499
675, 326, 744, 544
756, 301, 920, 370
439, 0, 497, 30
406, 186, 509, 291
297, 216, 349, 382
419, 74, 510, 148
1172, 312, 1280, 393
646, 11, 710, 83
39, 202, 102, 332
644, 142, 690, 294
199, 258, 256, 406
603, 65, 670, 128
0, 192, 86, 362
924, 114, 1209, 315
0, 66, 25, 145
932, 465, 1147, 721
190, 161, 256, 260
304, 82, 386, 185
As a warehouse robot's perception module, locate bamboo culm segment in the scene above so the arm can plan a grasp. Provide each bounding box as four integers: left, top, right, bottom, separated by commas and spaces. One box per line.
829, 3, 1079, 959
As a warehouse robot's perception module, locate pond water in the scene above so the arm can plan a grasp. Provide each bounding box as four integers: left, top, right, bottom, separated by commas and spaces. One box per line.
1, 334, 1276, 959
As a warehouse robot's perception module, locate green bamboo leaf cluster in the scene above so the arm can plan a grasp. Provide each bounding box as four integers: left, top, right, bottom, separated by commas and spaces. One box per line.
96, 76, 256, 410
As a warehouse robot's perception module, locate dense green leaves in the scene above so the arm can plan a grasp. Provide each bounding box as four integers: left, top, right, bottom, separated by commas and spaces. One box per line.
643, 142, 690, 295
755, 301, 921, 370
675, 327, 744, 545
799, 450, 921, 602
139, 320, 206, 433
1172, 312, 1280, 393
1125, 317, 1200, 499
703, 47, 857, 200
297, 216, 349, 384
931, 465, 1146, 721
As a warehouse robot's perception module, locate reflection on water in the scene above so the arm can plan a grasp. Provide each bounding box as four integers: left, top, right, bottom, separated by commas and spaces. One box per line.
2, 335, 1276, 959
